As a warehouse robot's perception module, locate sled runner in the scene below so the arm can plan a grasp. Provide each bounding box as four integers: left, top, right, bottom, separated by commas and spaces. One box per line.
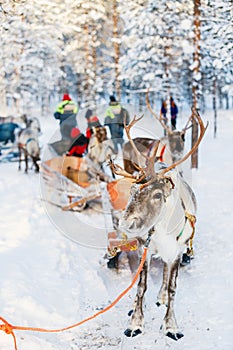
0, 145, 19, 163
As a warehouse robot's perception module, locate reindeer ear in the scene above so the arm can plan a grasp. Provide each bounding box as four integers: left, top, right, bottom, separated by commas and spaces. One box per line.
180, 131, 185, 142
162, 177, 175, 199
165, 177, 175, 189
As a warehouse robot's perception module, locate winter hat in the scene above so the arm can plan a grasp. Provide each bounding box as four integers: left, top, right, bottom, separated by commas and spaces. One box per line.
110, 95, 117, 102
63, 93, 72, 101
70, 127, 81, 138
85, 109, 93, 119
87, 115, 101, 129
88, 116, 99, 123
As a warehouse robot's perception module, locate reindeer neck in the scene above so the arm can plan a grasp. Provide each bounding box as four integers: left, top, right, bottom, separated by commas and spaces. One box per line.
155, 185, 182, 234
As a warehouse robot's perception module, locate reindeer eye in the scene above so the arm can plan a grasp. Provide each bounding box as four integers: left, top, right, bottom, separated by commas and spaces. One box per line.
153, 192, 162, 200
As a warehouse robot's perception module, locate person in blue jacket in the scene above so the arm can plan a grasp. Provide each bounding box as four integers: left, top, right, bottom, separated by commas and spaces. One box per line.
104, 95, 130, 154
170, 97, 178, 130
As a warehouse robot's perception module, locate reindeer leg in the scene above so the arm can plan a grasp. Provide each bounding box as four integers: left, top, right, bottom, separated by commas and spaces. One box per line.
25, 151, 28, 173
18, 147, 22, 171
162, 256, 184, 340
127, 250, 140, 275
124, 259, 148, 337
35, 162, 40, 173
33, 158, 40, 173
156, 262, 169, 306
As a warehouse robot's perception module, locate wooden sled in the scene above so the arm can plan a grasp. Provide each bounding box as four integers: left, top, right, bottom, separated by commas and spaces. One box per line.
41, 154, 136, 213
41, 156, 139, 261
40, 155, 102, 211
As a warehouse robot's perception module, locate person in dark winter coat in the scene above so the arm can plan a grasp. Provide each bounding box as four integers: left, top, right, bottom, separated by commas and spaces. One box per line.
160, 100, 168, 123
170, 97, 178, 130
104, 95, 130, 154
85, 109, 102, 139
54, 93, 78, 139
66, 127, 89, 157
160, 100, 168, 135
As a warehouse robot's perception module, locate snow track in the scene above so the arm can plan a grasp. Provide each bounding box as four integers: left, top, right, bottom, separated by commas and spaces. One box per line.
0, 110, 232, 349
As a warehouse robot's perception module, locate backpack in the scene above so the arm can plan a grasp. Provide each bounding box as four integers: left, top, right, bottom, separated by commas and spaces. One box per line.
63, 102, 76, 113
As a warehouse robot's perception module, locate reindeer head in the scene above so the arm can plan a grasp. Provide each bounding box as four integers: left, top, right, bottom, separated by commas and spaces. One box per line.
28, 118, 41, 134
94, 126, 107, 143
167, 131, 185, 162
109, 110, 208, 237
121, 175, 174, 235
146, 90, 193, 162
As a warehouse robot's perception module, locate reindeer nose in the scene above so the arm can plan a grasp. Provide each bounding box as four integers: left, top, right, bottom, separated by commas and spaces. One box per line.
120, 216, 142, 231
128, 221, 137, 230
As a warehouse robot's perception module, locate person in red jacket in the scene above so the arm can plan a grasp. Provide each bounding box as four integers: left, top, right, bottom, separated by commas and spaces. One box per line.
66, 127, 89, 157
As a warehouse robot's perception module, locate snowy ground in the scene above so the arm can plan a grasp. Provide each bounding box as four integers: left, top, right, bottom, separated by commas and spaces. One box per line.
0, 107, 232, 350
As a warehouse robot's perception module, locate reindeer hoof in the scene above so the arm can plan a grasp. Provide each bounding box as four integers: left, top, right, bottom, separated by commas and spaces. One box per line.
107, 253, 120, 269
166, 331, 184, 341
156, 301, 168, 307
128, 309, 133, 316
180, 253, 191, 266
124, 328, 142, 337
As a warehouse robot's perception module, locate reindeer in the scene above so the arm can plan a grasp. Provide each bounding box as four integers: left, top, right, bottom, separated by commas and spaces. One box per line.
87, 126, 115, 179
109, 111, 207, 340
123, 91, 192, 174
18, 117, 41, 173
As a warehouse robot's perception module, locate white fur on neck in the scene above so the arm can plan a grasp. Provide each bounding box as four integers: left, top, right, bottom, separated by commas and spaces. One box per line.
150, 186, 185, 263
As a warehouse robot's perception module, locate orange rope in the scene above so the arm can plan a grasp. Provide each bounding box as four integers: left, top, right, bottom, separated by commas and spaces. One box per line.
0, 247, 148, 350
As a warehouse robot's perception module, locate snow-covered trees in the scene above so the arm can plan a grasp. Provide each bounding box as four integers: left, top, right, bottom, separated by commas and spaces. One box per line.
0, 0, 232, 115
201, 0, 233, 109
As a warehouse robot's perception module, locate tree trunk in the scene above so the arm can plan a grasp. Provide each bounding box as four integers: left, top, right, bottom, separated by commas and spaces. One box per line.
225, 94, 229, 109
191, 0, 201, 169
218, 85, 223, 109
113, 0, 121, 100
84, 24, 90, 106
213, 77, 217, 138
92, 32, 97, 110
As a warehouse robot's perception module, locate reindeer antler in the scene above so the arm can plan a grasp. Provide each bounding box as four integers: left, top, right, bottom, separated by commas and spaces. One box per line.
108, 158, 136, 179
108, 158, 146, 183
145, 140, 160, 175
109, 114, 161, 185
181, 113, 193, 136
160, 108, 208, 175
146, 88, 171, 134
124, 114, 147, 168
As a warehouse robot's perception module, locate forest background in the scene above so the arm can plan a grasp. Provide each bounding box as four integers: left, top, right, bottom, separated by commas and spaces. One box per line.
0, 0, 232, 119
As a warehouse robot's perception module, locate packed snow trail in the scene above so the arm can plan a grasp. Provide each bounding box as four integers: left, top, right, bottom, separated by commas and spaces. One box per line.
0, 110, 232, 349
